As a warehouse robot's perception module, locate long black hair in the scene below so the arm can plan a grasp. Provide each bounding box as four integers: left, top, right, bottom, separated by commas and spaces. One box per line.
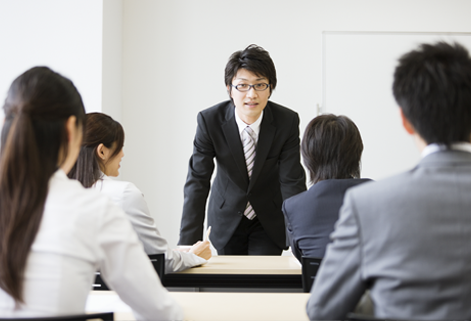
0, 66, 85, 303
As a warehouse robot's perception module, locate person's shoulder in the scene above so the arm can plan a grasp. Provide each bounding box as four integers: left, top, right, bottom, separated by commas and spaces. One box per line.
266, 101, 299, 117
200, 100, 232, 117
341, 178, 374, 190
283, 189, 310, 210
265, 101, 300, 129
346, 172, 411, 202
120, 180, 145, 199
47, 172, 118, 220
95, 177, 143, 203
195, 100, 233, 127
315, 178, 372, 189
97, 177, 134, 193
284, 179, 367, 209
50, 170, 101, 200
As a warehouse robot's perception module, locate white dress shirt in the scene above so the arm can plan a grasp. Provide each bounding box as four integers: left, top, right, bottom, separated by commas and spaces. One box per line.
93, 174, 207, 272
234, 108, 264, 143
0, 170, 182, 320
422, 142, 471, 158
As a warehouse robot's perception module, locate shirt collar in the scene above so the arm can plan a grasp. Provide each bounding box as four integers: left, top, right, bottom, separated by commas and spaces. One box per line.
422, 142, 471, 158
54, 168, 68, 180
234, 109, 264, 138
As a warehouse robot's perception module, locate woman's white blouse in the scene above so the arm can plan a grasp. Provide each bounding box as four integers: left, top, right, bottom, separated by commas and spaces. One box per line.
0, 170, 182, 320
92, 174, 207, 272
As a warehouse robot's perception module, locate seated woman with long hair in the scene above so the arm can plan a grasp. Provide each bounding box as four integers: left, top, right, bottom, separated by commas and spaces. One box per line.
68, 112, 211, 272
282, 114, 372, 263
0, 67, 181, 319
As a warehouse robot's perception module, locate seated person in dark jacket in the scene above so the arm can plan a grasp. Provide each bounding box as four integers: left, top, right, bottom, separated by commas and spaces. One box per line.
282, 114, 371, 262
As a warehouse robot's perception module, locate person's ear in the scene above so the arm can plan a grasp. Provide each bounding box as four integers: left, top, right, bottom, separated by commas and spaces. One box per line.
227, 85, 233, 99
96, 143, 106, 161
65, 116, 77, 142
399, 108, 415, 135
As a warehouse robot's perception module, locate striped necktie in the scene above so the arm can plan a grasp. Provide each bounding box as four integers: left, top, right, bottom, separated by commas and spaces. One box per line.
242, 126, 256, 220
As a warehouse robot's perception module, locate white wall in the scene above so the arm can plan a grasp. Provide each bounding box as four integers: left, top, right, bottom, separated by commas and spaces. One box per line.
0, 0, 124, 161
102, 0, 124, 122
120, 0, 471, 249
0, 0, 104, 117
2, 0, 471, 250
324, 32, 471, 180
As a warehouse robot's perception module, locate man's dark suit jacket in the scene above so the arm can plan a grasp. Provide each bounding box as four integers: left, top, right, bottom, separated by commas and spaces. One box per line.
179, 100, 306, 251
282, 178, 371, 262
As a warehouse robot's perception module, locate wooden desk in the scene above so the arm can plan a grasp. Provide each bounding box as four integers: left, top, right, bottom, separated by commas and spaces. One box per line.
163, 255, 302, 291
87, 290, 310, 321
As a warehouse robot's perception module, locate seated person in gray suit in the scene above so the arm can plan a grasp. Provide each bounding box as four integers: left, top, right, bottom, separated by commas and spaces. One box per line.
282, 114, 371, 263
307, 41, 471, 320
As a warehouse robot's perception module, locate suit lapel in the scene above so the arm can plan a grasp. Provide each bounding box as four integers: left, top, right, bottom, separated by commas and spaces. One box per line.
221, 104, 249, 187
249, 104, 275, 191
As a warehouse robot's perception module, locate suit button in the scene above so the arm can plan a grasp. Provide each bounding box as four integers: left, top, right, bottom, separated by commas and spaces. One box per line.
238, 211, 243, 216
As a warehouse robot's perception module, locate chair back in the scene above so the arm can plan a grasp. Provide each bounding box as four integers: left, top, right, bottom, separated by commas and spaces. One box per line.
148, 253, 165, 279
0, 312, 113, 321
93, 253, 165, 290
347, 313, 387, 320
301, 256, 322, 292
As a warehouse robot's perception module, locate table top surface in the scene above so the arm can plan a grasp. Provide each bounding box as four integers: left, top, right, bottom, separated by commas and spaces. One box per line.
87, 290, 310, 321
168, 255, 302, 275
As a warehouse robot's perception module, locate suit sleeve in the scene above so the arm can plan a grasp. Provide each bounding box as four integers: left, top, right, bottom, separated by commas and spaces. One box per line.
306, 190, 366, 320
120, 183, 207, 272
278, 113, 306, 200
282, 200, 302, 263
179, 112, 215, 245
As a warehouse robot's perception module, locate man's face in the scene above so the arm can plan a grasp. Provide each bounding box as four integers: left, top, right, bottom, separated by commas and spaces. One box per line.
227, 68, 270, 125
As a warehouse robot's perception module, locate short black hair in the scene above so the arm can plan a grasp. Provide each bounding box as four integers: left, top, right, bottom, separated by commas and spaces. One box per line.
302, 114, 363, 184
393, 41, 471, 145
225, 44, 277, 96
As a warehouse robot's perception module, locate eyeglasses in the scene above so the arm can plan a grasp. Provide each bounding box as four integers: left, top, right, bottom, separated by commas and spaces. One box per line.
231, 83, 270, 92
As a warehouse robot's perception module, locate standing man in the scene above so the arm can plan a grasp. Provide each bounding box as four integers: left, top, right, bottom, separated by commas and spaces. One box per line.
179, 44, 306, 255
307, 42, 471, 320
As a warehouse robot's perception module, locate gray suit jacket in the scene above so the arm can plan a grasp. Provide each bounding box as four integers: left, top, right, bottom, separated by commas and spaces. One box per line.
307, 150, 471, 320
